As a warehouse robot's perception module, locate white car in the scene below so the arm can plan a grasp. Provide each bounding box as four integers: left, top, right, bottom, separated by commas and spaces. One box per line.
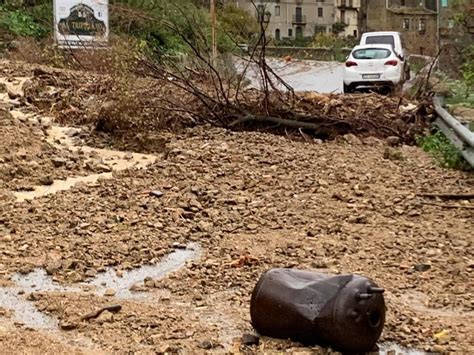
342, 44, 405, 93
360, 31, 410, 80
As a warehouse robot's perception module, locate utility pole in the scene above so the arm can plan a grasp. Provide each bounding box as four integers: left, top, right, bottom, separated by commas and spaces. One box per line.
210, 0, 217, 64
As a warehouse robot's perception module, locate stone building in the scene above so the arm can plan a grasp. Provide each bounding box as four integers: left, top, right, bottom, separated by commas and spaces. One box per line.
362, 0, 438, 56
231, 0, 336, 40
335, 0, 361, 38
438, 0, 474, 75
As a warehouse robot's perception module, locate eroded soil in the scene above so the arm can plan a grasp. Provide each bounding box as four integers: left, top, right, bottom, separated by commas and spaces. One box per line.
0, 60, 473, 354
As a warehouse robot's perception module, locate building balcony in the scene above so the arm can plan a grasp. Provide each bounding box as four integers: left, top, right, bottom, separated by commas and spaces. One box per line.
337, 0, 357, 9
292, 15, 307, 25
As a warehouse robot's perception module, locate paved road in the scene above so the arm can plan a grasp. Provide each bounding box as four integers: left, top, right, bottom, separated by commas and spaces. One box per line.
238, 58, 344, 94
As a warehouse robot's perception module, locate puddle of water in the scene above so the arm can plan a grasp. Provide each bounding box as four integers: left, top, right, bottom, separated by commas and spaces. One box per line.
12, 269, 81, 294
0, 287, 57, 329
14, 172, 114, 202
0, 243, 200, 332
90, 243, 200, 299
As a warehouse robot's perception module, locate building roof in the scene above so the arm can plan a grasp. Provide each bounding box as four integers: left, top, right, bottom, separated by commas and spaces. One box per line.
387, 6, 437, 15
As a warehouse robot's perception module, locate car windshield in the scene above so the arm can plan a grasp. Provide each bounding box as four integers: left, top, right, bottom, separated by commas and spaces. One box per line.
352, 48, 391, 60
365, 35, 395, 47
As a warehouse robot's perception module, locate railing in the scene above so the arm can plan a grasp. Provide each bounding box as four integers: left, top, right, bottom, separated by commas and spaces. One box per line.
433, 96, 474, 167
338, 0, 356, 8
292, 15, 307, 24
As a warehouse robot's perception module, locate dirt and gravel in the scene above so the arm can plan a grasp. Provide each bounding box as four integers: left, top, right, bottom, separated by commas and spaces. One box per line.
0, 60, 473, 354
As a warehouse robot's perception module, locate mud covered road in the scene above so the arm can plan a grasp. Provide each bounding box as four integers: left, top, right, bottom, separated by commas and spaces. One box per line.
0, 60, 473, 354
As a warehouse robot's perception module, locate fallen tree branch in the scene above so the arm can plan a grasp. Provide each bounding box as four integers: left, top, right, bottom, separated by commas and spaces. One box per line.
80, 304, 122, 321
417, 193, 474, 200
421, 202, 474, 209
229, 114, 325, 130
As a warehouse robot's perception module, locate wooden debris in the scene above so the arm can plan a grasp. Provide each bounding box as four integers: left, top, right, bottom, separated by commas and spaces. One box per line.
80, 304, 122, 321
421, 202, 474, 210
417, 193, 474, 200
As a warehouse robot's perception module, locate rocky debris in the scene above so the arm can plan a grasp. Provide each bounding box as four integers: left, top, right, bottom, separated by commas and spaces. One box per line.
414, 264, 431, 272
0, 61, 472, 354
241, 333, 260, 346
38, 175, 54, 186
95, 310, 114, 324
59, 321, 78, 331
80, 305, 122, 321
0, 107, 105, 196
149, 190, 164, 198
386, 136, 401, 147
7, 60, 434, 151
104, 289, 116, 297
383, 147, 405, 161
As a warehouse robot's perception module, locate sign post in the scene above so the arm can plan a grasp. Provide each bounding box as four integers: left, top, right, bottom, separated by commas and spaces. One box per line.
54, 0, 109, 48
210, 0, 217, 64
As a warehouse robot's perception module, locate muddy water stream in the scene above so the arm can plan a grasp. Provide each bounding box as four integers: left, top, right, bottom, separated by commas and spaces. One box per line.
11, 123, 157, 202
90, 243, 200, 299
0, 244, 199, 333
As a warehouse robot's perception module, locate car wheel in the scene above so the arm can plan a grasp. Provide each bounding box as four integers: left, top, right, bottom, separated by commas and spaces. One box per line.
343, 84, 354, 94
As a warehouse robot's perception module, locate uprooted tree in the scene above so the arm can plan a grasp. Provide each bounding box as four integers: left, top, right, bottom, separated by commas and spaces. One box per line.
15, 1, 434, 144
129, 0, 433, 143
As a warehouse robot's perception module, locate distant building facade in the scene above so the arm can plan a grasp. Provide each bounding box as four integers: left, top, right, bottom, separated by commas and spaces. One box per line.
362, 0, 438, 55
231, 0, 336, 40
335, 0, 361, 38
438, 0, 474, 75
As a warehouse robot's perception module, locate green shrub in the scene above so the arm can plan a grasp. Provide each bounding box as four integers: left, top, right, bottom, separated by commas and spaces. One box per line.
0, 6, 47, 38
417, 129, 471, 170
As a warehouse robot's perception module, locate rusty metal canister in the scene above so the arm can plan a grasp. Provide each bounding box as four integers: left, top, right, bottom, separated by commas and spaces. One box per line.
250, 268, 385, 353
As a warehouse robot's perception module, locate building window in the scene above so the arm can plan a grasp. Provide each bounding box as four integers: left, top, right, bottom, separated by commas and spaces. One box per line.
288, 28, 293, 37
418, 18, 426, 35
315, 25, 326, 34
257, 5, 265, 22
275, 28, 280, 40
353, 29, 358, 37
401, 0, 405, 5
318, 8, 323, 17
275, 5, 280, 17
403, 18, 410, 30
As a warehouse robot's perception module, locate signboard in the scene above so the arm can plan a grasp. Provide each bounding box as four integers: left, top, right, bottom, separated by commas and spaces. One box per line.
54, 0, 108, 48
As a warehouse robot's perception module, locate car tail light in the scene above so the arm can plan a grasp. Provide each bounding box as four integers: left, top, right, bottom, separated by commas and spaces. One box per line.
384, 60, 398, 66
345, 61, 358, 67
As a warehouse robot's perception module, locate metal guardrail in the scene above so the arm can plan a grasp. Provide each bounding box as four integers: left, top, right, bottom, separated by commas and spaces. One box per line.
433, 96, 474, 167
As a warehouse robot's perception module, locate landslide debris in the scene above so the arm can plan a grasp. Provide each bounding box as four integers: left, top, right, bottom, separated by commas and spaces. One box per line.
1, 125, 473, 353
0, 106, 106, 198
6, 61, 435, 151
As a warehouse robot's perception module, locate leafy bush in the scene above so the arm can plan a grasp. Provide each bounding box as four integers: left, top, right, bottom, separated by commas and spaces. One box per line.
218, 4, 259, 45
0, 6, 48, 38
446, 78, 474, 108
417, 129, 471, 170
274, 36, 314, 47
460, 44, 474, 95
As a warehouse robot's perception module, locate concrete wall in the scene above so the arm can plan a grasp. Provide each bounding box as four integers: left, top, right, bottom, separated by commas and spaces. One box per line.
262, 46, 352, 61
